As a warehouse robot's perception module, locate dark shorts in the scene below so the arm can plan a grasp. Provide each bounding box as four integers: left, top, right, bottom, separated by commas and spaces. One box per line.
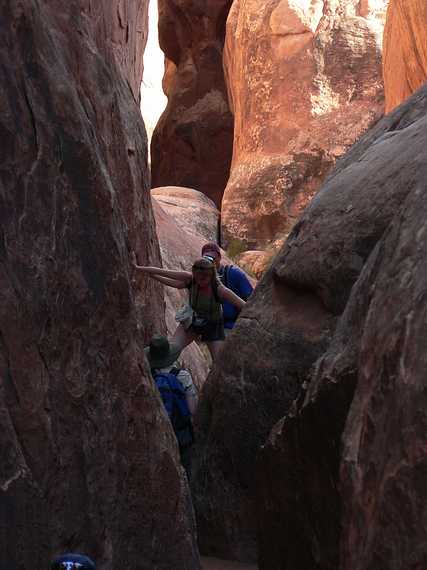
189, 318, 225, 342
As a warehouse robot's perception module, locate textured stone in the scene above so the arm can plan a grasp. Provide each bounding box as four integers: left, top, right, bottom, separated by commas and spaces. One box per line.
257, 87, 427, 568
151, 0, 234, 208
258, 145, 427, 569
222, 0, 387, 249
235, 250, 271, 280
152, 186, 220, 243
193, 82, 427, 563
383, 0, 427, 113
201, 557, 257, 570
82, 0, 149, 102
0, 2, 200, 568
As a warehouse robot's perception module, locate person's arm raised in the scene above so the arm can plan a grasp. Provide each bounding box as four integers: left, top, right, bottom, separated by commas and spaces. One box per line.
152, 274, 188, 289
133, 261, 192, 283
218, 284, 246, 310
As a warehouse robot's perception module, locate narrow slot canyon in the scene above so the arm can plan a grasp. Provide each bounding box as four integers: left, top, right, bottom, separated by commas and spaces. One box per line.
1, 1, 427, 570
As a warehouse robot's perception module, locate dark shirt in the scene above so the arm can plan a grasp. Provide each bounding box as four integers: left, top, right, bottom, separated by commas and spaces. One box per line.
218, 264, 253, 328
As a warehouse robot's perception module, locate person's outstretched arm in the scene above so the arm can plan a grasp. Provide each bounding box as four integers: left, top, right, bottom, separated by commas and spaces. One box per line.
152, 274, 188, 289
134, 262, 192, 283
218, 284, 246, 310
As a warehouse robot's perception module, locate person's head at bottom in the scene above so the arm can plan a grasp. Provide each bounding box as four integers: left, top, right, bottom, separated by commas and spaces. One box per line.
51, 553, 95, 569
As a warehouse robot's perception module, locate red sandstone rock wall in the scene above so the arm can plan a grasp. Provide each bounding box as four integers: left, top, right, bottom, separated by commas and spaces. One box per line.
383, 0, 427, 113
192, 81, 427, 564
0, 2, 200, 568
150, 0, 234, 208
221, 0, 388, 251
82, 0, 149, 101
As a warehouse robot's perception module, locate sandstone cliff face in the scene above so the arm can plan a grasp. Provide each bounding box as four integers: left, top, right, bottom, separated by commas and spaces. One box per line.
192, 82, 427, 563
383, 0, 427, 113
82, 0, 149, 102
150, 0, 234, 208
221, 0, 387, 250
0, 2, 199, 568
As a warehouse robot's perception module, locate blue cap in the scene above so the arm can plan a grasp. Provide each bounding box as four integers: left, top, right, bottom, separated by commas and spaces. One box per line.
51, 553, 95, 569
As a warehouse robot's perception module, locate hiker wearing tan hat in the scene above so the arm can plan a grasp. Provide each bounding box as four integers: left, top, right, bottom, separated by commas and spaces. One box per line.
145, 335, 197, 477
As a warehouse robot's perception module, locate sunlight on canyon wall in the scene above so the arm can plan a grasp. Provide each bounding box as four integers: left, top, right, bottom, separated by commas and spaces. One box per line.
141, 0, 167, 154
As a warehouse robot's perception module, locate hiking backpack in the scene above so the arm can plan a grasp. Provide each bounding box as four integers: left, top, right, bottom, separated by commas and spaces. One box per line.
154, 368, 193, 447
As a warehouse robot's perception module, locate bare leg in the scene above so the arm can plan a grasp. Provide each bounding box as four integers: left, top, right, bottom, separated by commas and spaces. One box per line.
171, 324, 196, 352
206, 340, 225, 362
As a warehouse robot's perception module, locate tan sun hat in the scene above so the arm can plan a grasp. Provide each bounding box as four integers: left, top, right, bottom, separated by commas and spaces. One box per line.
144, 335, 181, 368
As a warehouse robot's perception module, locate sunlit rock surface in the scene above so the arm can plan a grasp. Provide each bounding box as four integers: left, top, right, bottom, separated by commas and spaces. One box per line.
383, 0, 427, 113
221, 0, 387, 250
0, 2, 200, 568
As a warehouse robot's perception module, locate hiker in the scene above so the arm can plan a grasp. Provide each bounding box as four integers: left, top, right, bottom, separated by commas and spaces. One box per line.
201, 242, 253, 333
145, 335, 197, 478
134, 257, 246, 361
51, 554, 95, 569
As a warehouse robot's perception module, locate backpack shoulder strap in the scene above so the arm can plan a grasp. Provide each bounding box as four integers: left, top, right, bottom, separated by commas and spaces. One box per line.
212, 277, 222, 303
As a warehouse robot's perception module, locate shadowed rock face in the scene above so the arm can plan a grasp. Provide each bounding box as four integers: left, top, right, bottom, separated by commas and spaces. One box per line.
151, 0, 234, 208
258, 97, 427, 567
192, 80, 427, 563
221, 0, 387, 250
383, 0, 427, 113
0, 2, 200, 569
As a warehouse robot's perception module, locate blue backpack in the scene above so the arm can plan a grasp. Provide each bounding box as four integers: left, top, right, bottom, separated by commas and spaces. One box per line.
154, 368, 194, 447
